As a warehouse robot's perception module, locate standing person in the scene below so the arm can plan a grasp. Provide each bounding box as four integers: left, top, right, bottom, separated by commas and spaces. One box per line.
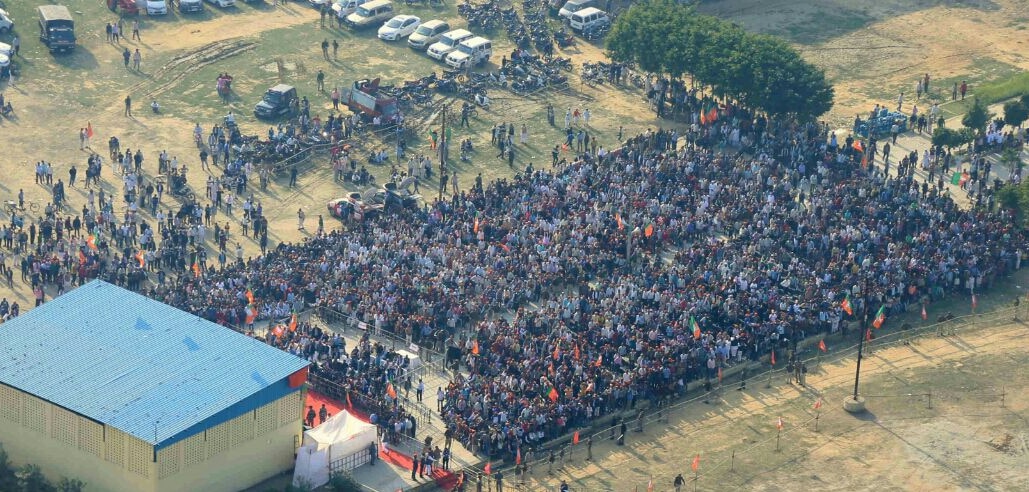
586, 435, 593, 461
332, 39, 339, 59
520, 124, 528, 144
923, 73, 930, 94
124, 95, 133, 117
289, 166, 298, 187
132, 20, 141, 41
583, 107, 591, 127
318, 404, 328, 424
960, 80, 968, 100
305, 406, 316, 427
123, 47, 131, 68
411, 453, 419, 480
321, 39, 330, 60
132, 49, 142, 71
297, 208, 305, 230
316, 69, 325, 92
10, 35, 17, 57
437, 387, 445, 412
106, 23, 113, 42
416, 378, 424, 402
331, 87, 340, 110
79, 128, 87, 150
896, 91, 904, 111
674, 474, 685, 492
952, 82, 958, 101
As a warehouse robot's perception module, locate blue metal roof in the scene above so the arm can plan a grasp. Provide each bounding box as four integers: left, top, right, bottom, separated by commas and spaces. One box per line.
0, 280, 308, 447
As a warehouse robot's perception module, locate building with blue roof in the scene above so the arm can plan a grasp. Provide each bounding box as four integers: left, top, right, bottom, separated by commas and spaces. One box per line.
0, 280, 310, 492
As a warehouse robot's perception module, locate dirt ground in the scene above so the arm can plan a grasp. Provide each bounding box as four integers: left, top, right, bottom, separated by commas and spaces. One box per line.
529, 312, 1029, 492
699, 0, 1029, 125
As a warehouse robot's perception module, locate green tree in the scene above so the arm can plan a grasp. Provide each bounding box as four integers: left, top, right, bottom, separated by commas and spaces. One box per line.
605, 0, 833, 119
996, 178, 1029, 227
1003, 100, 1029, 128
961, 97, 992, 134
56, 478, 86, 492
15, 464, 52, 492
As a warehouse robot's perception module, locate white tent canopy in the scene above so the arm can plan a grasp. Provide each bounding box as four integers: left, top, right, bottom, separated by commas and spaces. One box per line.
293, 410, 378, 489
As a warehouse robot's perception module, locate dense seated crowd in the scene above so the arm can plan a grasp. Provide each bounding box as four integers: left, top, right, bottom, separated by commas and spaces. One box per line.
4, 96, 1025, 465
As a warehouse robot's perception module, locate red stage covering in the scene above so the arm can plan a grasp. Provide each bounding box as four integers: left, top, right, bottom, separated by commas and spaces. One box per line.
305, 390, 459, 490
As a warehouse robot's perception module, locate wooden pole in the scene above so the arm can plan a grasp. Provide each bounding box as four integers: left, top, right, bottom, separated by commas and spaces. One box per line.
730, 450, 735, 472
814, 412, 820, 432
775, 429, 781, 452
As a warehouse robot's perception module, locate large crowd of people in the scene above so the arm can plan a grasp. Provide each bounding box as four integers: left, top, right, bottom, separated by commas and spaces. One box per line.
2, 88, 1025, 467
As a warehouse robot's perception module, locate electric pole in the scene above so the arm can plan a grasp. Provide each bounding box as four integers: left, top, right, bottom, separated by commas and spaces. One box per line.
438, 105, 447, 201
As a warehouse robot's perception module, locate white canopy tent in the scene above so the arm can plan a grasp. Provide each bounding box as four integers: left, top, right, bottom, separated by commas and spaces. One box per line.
292, 410, 378, 489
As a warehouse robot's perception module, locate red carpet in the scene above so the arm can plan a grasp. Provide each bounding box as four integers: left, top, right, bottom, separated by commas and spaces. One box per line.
305, 390, 459, 490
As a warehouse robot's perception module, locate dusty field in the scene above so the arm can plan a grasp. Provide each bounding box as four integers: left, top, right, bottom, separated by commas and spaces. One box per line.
700, 0, 1029, 124
530, 310, 1029, 492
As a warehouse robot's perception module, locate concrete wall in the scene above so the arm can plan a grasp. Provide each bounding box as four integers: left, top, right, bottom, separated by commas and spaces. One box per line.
0, 383, 306, 492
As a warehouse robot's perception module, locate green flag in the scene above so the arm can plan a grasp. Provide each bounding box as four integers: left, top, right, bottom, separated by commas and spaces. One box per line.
950, 172, 961, 185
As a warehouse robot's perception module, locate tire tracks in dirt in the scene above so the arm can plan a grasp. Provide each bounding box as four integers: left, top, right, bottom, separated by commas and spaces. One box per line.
129, 38, 258, 99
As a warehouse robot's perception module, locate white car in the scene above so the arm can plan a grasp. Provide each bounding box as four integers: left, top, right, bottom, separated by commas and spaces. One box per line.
146, 0, 169, 15
377, 14, 419, 41
309, 0, 332, 7
0, 8, 14, 33
205, 0, 236, 8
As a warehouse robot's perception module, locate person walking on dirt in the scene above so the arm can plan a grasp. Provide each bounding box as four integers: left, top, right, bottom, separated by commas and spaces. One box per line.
321, 39, 330, 60
106, 23, 113, 43
289, 165, 298, 188
124, 95, 133, 117
132, 49, 142, 71
316, 69, 325, 91
297, 208, 305, 230
132, 20, 141, 41
332, 39, 339, 60
123, 48, 131, 68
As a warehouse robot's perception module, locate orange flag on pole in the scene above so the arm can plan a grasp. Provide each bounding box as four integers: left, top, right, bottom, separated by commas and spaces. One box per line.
691, 454, 700, 472
971, 294, 978, 311
484, 462, 491, 475
289, 313, 298, 332
770, 350, 776, 366
472, 340, 480, 355
515, 448, 522, 465
548, 387, 559, 402
192, 262, 201, 278
921, 304, 928, 320
78, 250, 87, 264
86, 122, 94, 139
386, 383, 397, 399
595, 354, 603, 367
573, 431, 580, 444
818, 339, 827, 352
245, 306, 257, 324
813, 398, 823, 410
135, 250, 145, 268
616, 213, 624, 230
246, 289, 255, 305
776, 417, 784, 431
840, 294, 853, 315
644, 223, 654, 237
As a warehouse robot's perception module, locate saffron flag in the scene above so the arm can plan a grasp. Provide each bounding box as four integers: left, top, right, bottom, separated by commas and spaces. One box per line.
473, 214, 480, 234
246, 289, 255, 305
386, 383, 397, 399
872, 305, 886, 329
516, 448, 522, 465
553, 346, 560, 360
814, 398, 823, 410
971, 294, 978, 310
691, 454, 700, 472
852, 140, 864, 153
818, 339, 827, 352
770, 350, 776, 366
690, 316, 701, 340
574, 344, 581, 360
860, 152, 868, 169
245, 306, 257, 324
644, 223, 654, 238
271, 325, 284, 338
595, 354, 603, 367
707, 106, 718, 123
647, 478, 654, 492
840, 294, 853, 315
699, 109, 707, 126
78, 250, 87, 264
192, 262, 201, 278
776, 417, 784, 431
86, 234, 98, 251
616, 213, 624, 230
472, 340, 480, 355
289, 312, 298, 332
86, 122, 94, 138
921, 304, 928, 320
548, 386, 559, 402
135, 250, 145, 268
573, 431, 580, 444
500, 242, 511, 253
484, 462, 491, 475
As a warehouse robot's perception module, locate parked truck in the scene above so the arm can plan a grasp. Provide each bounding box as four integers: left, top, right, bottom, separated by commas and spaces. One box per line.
38, 5, 75, 54
343, 78, 400, 124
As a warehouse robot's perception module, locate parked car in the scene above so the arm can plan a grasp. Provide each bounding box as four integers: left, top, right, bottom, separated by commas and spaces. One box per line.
178, 0, 205, 13
558, 0, 595, 20
331, 0, 361, 17
378, 14, 419, 41
445, 36, 492, 69
383, 181, 421, 209
569, 7, 609, 32
204, 0, 236, 8
0, 7, 13, 34
426, 28, 472, 60
408, 19, 449, 50
254, 84, 299, 119
146, 0, 169, 15
327, 191, 385, 221
37, 5, 76, 53
345, 0, 393, 29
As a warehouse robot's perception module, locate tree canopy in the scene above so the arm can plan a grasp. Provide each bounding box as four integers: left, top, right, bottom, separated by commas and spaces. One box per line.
606, 0, 834, 120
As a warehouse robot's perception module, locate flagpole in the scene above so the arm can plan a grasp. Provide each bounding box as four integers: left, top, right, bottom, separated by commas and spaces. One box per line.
775, 428, 781, 452
846, 277, 869, 413
815, 411, 820, 432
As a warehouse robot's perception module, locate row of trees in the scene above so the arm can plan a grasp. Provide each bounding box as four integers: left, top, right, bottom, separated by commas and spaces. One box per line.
606, 0, 834, 120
